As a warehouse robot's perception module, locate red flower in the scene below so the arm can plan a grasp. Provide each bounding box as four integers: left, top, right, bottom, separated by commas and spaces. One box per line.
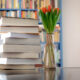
47, 5, 51, 12
41, 7, 47, 14
53, 8, 60, 14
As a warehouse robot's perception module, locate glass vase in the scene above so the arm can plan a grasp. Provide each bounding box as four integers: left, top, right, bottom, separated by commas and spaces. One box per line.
43, 33, 56, 69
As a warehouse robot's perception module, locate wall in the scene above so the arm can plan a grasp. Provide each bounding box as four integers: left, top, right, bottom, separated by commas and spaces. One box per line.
62, 0, 80, 67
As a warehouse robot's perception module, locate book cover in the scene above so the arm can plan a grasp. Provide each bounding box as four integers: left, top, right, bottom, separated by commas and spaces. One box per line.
0, 44, 41, 53
0, 17, 38, 26
1, 32, 40, 39
0, 52, 39, 59
0, 58, 42, 64
1, 37, 40, 45
30, 0, 32, 9
2, 0, 6, 8
0, 26, 39, 33
0, 0, 2, 8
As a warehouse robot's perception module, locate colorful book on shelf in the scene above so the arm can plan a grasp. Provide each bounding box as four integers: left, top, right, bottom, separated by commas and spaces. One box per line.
2, 0, 6, 8
30, 0, 32, 9
6, 0, 8, 8
51, 0, 55, 8
55, 0, 59, 8
22, 0, 26, 9
9, 0, 12, 9
0, 0, 2, 8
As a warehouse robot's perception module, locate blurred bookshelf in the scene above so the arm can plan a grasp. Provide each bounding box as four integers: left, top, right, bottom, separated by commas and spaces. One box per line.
0, 0, 62, 67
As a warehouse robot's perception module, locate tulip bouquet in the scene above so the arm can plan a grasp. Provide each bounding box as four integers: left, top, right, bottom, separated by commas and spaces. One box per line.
39, 5, 61, 33
39, 5, 61, 68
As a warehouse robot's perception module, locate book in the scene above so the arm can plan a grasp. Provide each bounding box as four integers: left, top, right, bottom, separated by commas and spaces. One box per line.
0, 26, 39, 33
0, 52, 39, 59
0, 65, 35, 70
0, 0, 1, 8
0, 58, 42, 64
1, 32, 40, 39
54, 0, 59, 8
2, 0, 6, 8
0, 44, 41, 53
0, 17, 38, 26
0, 38, 40, 45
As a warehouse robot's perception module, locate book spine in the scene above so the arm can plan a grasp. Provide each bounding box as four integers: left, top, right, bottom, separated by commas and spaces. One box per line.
2, 0, 6, 8
0, 0, 1, 8
54, 0, 59, 8
2, 11, 6, 17
37, 0, 39, 9
35, 11, 37, 19
30, 0, 32, 9
12, 0, 14, 8
41, 0, 44, 8
14, 0, 18, 8
6, 0, 8, 8
17, 0, 19, 9
9, 0, 12, 9
23, 0, 25, 9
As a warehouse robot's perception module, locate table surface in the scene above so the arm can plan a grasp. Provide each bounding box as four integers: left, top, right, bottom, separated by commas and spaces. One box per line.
0, 68, 80, 80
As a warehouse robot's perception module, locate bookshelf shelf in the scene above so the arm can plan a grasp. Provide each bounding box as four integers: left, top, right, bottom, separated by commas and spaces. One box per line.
39, 22, 60, 25
0, 9, 20, 11
0, 9, 38, 11
40, 42, 60, 45
21, 9, 38, 11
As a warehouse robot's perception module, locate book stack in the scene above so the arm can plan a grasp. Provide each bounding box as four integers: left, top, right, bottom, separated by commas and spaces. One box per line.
0, 17, 42, 70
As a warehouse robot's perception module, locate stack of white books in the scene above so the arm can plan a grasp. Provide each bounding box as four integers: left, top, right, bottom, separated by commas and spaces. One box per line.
0, 17, 42, 70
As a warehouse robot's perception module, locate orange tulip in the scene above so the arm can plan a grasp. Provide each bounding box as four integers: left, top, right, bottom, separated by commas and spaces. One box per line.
53, 8, 60, 14
47, 5, 51, 12
41, 7, 47, 14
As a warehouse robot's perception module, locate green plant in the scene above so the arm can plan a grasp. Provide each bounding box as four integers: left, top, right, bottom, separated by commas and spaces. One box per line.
39, 5, 61, 33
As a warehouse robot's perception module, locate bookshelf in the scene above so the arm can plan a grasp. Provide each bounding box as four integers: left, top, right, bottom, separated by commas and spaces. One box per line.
0, 0, 63, 67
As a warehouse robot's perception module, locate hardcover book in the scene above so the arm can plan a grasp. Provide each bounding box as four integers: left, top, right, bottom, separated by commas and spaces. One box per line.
0, 58, 42, 64
0, 38, 40, 45
0, 44, 41, 53
0, 17, 38, 26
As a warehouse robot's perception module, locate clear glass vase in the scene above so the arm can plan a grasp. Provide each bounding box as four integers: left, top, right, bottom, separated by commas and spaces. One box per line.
43, 33, 56, 69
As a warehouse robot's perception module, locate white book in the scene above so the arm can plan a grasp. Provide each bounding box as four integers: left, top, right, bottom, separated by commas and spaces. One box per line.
0, 58, 42, 64
0, 44, 41, 53
0, 52, 39, 59
0, 26, 39, 33
0, 38, 40, 45
0, 65, 35, 70
0, 17, 38, 26
1, 32, 39, 39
